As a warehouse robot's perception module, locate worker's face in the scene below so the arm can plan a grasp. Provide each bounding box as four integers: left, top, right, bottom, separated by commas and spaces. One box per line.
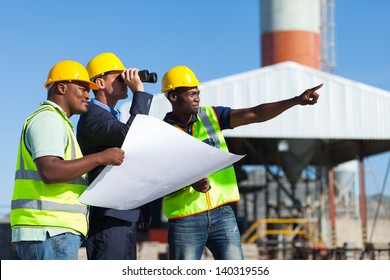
63, 81, 91, 115
102, 71, 128, 100
170, 87, 200, 115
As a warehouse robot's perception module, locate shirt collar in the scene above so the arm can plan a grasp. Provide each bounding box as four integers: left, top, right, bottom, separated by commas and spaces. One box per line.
90, 98, 121, 119
41, 100, 74, 128
163, 112, 198, 128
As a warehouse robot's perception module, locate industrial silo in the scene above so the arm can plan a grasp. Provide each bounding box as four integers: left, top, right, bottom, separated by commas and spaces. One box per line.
260, 0, 321, 69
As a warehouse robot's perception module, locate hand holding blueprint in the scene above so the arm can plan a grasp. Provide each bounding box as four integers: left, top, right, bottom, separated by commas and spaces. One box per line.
79, 115, 245, 210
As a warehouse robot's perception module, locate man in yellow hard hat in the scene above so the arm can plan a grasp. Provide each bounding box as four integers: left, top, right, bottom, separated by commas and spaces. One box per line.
77, 52, 153, 260
161, 65, 323, 260
10, 60, 125, 260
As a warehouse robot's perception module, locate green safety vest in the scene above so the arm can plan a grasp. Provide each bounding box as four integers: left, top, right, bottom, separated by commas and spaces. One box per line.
10, 104, 89, 236
163, 106, 240, 219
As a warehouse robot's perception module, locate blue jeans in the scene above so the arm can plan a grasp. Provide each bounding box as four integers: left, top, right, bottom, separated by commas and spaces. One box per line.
168, 204, 244, 260
15, 232, 84, 260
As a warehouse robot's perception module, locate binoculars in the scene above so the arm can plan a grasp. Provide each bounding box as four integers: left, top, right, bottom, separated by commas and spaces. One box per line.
138, 70, 158, 83
117, 70, 158, 83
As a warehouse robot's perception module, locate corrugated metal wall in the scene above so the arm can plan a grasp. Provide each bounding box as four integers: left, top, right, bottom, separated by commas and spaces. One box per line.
121, 62, 390, 141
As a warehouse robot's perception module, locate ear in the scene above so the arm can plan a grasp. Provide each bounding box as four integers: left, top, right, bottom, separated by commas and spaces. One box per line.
169, 92, 177, 102
94, 77, 105, 89
56, 83, 67, 95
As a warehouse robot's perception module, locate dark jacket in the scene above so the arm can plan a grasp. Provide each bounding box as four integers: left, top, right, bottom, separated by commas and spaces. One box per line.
77, 91, 153, 224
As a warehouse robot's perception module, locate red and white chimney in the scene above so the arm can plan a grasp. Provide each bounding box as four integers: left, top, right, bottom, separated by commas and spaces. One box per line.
260, 0, 321, 69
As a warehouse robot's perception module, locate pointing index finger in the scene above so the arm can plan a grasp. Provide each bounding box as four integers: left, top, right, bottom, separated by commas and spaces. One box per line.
310, 83, 323, 91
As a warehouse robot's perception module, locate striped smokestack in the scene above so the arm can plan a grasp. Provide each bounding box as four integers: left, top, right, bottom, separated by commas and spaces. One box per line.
260, 0, 321, 69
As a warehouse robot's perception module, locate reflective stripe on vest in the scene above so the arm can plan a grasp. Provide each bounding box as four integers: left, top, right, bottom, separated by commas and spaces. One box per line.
10, 105, 88, 236
163, 106, 240, 219
11, 199, 87, 214
198, 107, 221, 148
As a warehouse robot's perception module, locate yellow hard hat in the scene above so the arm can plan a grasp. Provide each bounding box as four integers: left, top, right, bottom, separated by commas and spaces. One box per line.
161, 65, 201, 93
86, 52, 126, 80
44, 60, 98, 90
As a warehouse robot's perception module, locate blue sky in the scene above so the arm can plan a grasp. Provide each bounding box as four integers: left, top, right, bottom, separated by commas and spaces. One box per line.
1, 0, 389, 215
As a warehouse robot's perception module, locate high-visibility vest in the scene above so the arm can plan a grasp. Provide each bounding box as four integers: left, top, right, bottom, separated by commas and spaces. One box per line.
163, 106, 240, 219
10, 104, 89, 236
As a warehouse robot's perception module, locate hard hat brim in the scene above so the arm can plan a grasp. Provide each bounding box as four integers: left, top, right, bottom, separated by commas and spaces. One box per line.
88, 81, 99, 90
44, 80, 99, 90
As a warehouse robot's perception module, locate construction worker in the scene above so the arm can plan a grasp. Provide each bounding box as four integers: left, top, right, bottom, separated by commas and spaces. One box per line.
10, 60, 125, 260
77, 52, 153, 260
161, 65, 323, 260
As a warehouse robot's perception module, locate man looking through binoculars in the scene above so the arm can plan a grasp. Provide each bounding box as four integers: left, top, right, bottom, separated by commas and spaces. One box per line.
77, 52, 154, 260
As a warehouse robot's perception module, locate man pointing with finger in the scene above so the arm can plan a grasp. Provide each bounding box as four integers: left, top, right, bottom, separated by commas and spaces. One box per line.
161, 65, 323, 260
